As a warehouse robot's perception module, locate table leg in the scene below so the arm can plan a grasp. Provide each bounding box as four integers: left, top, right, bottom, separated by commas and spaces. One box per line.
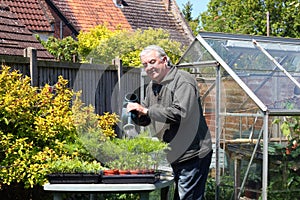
161, 186, 170, 200
53, 193, 62, 200
90, 193, 95, 200
140, 192, 149, 200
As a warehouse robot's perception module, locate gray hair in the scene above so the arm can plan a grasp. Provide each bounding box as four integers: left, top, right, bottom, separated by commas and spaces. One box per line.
140, 45, 172, 67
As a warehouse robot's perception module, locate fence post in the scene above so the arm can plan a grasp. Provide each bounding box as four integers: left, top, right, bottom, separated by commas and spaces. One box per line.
113, 58, 123, 137
113, 58, 123, 94
24, 47, 38, 86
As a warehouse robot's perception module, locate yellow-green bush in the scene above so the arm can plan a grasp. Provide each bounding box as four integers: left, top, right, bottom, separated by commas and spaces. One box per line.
0, 66, 119, 188
77, 25, 185, 66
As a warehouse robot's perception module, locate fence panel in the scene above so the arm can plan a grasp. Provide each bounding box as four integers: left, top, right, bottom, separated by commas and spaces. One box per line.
1, 55, 142, 115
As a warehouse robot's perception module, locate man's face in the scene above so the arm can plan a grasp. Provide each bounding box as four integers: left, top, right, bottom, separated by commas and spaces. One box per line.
141, 50, 169, 83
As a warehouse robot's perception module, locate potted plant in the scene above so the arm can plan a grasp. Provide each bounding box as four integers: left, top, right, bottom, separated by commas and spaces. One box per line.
102, 135, 168, 172
99, 132, 169, 185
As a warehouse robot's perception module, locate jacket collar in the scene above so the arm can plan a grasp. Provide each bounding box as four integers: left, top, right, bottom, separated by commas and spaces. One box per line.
154, 66, 177, 85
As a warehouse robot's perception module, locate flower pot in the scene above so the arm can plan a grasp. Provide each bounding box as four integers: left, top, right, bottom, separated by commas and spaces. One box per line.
103, 169, 119, 175
129, 169, 142, 174
118, 169, 130, 175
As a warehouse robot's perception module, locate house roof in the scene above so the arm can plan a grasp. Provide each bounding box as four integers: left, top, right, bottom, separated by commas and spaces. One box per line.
0, 4, 55, 60
1, 0, 54, 33
49, 0, 132, 32
121, 0, 194, 46
48, 0, 193, 46
0, 0, 193, 59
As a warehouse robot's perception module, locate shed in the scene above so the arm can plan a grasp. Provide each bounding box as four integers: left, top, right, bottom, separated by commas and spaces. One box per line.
177, 31, 300, 200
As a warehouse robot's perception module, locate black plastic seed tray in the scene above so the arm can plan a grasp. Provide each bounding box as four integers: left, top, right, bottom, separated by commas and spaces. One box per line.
101, 173, 160, 184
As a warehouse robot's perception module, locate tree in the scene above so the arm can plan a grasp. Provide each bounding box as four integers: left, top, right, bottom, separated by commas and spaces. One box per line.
201, 0, 300, 38
181, 1, 201, 36
78, 26, 185, 66
41, 24, 186, 66
182, 0, 193, 21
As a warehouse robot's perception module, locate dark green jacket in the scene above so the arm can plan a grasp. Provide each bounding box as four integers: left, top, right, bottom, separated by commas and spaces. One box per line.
136, 67, 212, 164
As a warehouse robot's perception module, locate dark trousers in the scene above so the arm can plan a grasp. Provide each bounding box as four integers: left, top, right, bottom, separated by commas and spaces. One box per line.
171, 150, 213, 200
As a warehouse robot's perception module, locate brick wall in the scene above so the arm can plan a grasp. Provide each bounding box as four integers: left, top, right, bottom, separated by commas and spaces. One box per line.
199, 77, 286, 141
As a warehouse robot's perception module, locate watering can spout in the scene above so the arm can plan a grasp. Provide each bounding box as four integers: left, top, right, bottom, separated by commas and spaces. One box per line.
123, 112, 138, 138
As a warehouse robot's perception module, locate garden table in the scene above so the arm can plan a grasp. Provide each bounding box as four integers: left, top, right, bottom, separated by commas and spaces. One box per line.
43, 174, 174, 200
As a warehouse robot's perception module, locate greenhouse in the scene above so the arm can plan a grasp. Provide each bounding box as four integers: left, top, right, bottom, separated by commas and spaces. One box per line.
177, 32, 300, 200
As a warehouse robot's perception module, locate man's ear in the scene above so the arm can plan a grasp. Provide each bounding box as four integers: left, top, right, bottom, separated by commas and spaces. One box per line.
163, 56, 168, 65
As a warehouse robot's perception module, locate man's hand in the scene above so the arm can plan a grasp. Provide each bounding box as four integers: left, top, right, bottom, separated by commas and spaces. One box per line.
127, 102, 148, 116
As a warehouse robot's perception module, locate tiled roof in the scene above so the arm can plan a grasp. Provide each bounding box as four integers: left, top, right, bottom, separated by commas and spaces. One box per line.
49, 0, 132, 32
1, 0, 54, 32
0, 4, 55, 60
121, 0, 193, 46
0, 0, 192, 60
48, 0, 193, 45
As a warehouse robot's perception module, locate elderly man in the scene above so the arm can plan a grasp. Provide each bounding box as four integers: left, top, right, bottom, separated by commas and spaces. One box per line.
127, 45, 212, 200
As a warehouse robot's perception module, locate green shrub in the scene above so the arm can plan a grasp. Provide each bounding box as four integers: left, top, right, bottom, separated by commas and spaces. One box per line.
0, 66, 119, 188
78, 25, 185, 66
37, 35, 79, 62
0, 66, 76, 188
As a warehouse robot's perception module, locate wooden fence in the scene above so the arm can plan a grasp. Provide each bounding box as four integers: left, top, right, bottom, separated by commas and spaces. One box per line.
0, 48, 143, 116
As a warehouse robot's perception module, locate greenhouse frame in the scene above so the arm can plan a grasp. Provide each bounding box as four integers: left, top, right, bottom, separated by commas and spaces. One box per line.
176, 32, 300, 200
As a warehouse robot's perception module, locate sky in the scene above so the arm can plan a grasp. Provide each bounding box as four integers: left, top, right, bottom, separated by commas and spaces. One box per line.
176, 0, 210, 18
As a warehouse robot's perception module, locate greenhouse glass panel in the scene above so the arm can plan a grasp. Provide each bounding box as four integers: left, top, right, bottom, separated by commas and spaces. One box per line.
178, 38, 215, 64
179, 32, 300, 114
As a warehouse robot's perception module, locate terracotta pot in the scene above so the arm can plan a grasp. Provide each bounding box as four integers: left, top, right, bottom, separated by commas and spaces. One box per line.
103, 169, 119, 175
130, 169, 142, 174
118, 169, 130, 175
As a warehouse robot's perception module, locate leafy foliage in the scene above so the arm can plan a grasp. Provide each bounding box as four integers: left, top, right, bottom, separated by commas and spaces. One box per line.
272, 116, 300, 156
78, 26, 185, 66
0, 66, 119, 188
0, 66, 76, 188
40, 25, 185, 66
102, 133, 169, 170
181, 0, 201, 36
37, 35, 79, 62
205, 175, 234, 200
201, 0, 300, 38
268, 116, 300, 199
48, 156, 103, 173
77, 25, 122, 60
72, 94, 119, 139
